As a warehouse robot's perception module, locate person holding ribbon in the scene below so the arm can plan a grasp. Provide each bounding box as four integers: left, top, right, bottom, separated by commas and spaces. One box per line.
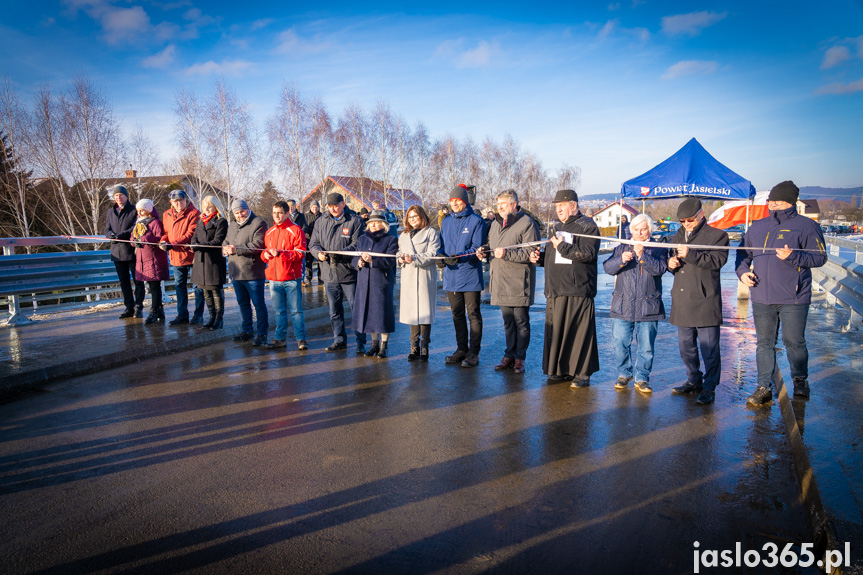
737, 180, 827, 405
667, 198, 729, 406
131, 199, 169, 325
478, 189, 540, 375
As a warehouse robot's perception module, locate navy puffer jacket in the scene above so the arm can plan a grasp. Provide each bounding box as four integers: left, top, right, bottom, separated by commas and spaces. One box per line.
603, 244, 668, 321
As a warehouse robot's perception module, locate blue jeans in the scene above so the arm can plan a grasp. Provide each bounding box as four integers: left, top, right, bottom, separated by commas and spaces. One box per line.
270, 279, 306, 341
233, 279, 268, 337
677, 326, 721, 391
612, 319, 658, 382
752, 302, 810, 389
173, 265, 204, 320
325, 282, 366, 345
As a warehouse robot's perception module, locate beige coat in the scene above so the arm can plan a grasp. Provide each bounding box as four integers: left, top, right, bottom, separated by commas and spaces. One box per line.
397, 226, 441, 325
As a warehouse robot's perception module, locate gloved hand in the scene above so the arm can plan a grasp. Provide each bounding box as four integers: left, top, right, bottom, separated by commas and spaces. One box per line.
107, 231, 117, 239
444, 256, 459, 266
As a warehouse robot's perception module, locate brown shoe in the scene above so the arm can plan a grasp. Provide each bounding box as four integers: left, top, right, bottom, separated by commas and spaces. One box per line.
513, 359, 526, 374
494, 356, 514, 371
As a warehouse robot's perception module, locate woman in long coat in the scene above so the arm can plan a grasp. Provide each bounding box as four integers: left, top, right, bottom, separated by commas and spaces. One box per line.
131, 199, 170, 325
397, 205, 441, 361
191, 195, 229, 330
352, 210, 399, 358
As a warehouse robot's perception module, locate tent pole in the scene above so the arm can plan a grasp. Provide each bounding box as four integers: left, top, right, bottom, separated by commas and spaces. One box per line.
619, 200, 624, 238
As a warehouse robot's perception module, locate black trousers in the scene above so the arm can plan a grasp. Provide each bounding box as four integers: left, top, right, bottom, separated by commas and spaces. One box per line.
147, 281, 163, 309
409, 324, 431, 347
501, 305, 531, 360
447, 291, 482, 355
114, 260, 145, 309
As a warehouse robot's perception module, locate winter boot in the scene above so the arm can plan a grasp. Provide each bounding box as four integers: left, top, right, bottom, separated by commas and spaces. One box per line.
201, 291, 216, 329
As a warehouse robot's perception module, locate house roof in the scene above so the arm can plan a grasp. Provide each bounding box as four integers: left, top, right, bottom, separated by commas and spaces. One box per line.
303, 176, 422, 210
799, 199, 820, 213
593, 201, 640, 217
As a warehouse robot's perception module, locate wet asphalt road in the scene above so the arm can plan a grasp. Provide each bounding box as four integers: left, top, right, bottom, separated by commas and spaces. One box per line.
0, 260, 824, 574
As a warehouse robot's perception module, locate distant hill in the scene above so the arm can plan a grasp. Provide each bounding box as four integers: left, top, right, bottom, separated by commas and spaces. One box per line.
798, 186, 863, 202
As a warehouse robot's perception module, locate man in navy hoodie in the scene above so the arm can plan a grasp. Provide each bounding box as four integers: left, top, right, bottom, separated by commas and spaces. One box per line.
737, 181, 827, 405
439, 184, 485, 367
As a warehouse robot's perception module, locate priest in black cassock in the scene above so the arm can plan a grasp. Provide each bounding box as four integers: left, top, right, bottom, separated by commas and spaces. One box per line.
530, 189, 601, 386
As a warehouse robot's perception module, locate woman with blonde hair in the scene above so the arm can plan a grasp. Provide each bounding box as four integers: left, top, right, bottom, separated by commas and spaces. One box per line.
397, 205, 441, 361
192, 195, 229, 329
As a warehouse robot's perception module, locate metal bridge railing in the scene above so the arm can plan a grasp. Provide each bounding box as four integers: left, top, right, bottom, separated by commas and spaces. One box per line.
814, 236, 863, 331
1, 236, 176, 326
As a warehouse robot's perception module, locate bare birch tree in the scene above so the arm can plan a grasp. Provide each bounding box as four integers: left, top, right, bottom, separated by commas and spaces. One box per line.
61, 75, 125, 236
173, 88, 218, 205
202, 79, 258, 208
268, 81, 310, 202
0, 77, 36, 240
371, 100, 397, 207
414, 121, 431, 206
308, 97, 339, 194
337, 103, 370, 204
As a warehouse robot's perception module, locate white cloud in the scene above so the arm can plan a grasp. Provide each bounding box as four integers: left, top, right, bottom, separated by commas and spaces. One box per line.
815, 79, 863, 95
595, 19, 649, 42
661, 11, 727, 37
822, 46, 851, 69
456, 40, 501, 68
142, 44, 176, 68
250, 19, 273, 31
275, 28, 328, 54
184, 59, 254, 77
661, 60, 718, 79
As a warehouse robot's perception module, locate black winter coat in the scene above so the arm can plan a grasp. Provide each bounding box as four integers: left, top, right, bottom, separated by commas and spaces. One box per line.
192, 215, 228, 287
536, 212, 601, 298
351, 230, 398, 334
105, 202, 138, 262
667, 219, 729, 327
309, 211, 365, 284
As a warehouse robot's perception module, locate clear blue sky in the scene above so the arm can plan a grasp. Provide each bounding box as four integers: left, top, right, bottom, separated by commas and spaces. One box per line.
2, 0, 862, 194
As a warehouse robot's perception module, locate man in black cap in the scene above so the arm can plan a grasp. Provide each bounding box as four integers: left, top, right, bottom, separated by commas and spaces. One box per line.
530, 189, 601, 386
105, 184, 145, 318
667, 197, 729, 405
736, 181, 826, 405
309, 192, 367, 352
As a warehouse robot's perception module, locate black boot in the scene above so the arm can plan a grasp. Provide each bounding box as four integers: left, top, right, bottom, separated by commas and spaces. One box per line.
119, 307, 135, 319
365, 341, 381, 357
408, 347, 420, 361
376, 341, 388, 359
201, 291, 216, 329
420, 343, 429, 362
210, 291, 224, 330
134, 304, 144, 318
145, 305, 165, 325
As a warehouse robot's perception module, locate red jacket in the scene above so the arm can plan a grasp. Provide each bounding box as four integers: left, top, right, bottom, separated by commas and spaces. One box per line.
262, 220, 306, 281
160, 204, 201, 267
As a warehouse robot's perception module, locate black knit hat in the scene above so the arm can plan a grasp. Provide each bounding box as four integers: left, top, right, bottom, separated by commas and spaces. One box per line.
767, 180, 799, 204
450, 185, 469, 204
553, 189, 578, 203
677, 198, 702, 220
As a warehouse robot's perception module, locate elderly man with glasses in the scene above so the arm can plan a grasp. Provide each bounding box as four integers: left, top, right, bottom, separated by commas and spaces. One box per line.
160, 189, 205, 325
666, 198, 729, 405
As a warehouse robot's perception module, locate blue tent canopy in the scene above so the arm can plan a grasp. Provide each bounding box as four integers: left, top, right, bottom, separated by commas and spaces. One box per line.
621, 138, 756, 201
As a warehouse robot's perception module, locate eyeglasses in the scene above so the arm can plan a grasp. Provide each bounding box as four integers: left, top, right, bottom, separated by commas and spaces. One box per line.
679, 218, 698, 224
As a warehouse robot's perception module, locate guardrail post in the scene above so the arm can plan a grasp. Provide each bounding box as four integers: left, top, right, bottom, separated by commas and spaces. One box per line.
2, 244, 32, 327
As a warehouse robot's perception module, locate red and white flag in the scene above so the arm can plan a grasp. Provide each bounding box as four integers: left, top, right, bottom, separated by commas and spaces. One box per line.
707, 190, 769, 229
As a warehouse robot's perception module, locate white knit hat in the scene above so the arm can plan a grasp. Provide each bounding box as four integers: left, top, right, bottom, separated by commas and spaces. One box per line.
136, 199, 154, 213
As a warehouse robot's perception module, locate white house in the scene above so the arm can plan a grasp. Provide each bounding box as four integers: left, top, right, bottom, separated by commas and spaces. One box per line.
590, 201, 640, 229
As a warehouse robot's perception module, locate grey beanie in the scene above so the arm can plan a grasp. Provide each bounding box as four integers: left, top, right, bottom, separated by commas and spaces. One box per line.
449, 185, 469, 204
111, 184, 128, 198
231, 198, 249, 212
